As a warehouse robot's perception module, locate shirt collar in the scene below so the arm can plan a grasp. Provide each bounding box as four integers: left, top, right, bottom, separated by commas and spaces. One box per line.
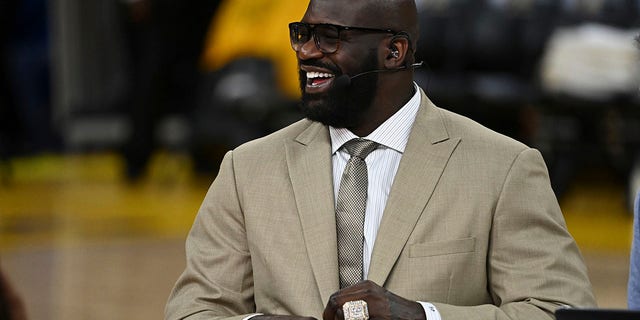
330, 83, 421, 154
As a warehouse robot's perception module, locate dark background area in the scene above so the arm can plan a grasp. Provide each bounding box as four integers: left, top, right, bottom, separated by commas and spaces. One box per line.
1, 0, 639, 201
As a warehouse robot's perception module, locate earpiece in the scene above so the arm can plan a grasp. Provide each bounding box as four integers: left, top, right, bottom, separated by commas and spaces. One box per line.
389, 46, 399, 59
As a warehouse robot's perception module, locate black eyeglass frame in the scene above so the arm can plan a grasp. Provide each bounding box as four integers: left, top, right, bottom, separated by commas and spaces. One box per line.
289, 22, 402, 54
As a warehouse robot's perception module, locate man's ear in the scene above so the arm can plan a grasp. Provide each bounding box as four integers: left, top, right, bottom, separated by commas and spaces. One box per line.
384, 35, 410, 68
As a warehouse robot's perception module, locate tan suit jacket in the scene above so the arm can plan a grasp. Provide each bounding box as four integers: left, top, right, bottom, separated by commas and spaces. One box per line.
166, 89, 596, 320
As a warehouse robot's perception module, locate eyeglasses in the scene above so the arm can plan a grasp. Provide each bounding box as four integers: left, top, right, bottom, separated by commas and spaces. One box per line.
289, 22, 398, 54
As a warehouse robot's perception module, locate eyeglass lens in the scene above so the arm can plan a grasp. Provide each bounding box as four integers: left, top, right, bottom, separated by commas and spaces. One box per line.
290, 23, 341, 53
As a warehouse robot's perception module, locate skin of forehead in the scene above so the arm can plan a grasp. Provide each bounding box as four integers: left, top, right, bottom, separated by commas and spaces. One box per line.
304, 0, 417, 36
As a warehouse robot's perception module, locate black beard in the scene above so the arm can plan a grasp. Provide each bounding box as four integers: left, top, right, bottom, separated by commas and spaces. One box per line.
298, 53, 379, 129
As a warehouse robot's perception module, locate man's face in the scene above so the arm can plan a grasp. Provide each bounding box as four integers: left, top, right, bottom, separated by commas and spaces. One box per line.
298, 48, 379, 128
294, 1, 384, 128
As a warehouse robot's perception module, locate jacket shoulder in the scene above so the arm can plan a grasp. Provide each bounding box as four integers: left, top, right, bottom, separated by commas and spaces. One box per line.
435, 106, 529, 154
234, 118, 316, 153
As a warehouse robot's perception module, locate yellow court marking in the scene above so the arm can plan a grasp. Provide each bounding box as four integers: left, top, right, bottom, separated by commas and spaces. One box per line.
0, 153, 207, 249
561, 176, 633, 254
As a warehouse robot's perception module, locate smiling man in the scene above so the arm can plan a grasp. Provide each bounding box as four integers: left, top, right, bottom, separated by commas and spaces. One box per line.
294, 0, 418, 136
165, 1, 596, 320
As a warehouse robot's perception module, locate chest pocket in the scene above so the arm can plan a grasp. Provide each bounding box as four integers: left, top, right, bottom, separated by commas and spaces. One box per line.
406, 237, 477, 303
409, 237, 476, 258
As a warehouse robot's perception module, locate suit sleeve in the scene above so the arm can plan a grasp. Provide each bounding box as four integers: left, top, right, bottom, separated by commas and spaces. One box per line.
165, 151, 256, 320
431, 148, 596, 319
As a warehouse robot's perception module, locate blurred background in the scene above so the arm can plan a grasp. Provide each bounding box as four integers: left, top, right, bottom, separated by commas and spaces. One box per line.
1, 0, 640, 319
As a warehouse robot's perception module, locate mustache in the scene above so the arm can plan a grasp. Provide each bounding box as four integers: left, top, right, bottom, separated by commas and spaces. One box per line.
299, 60, 342, 74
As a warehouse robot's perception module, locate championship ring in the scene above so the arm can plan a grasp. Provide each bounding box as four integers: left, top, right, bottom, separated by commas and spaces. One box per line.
342, 300, 369, 320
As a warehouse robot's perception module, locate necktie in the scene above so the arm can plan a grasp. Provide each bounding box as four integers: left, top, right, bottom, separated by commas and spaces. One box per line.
336, 138, 379, 288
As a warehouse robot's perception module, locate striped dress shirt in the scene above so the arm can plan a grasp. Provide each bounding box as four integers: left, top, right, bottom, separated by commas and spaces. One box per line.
329, 84, 420, 279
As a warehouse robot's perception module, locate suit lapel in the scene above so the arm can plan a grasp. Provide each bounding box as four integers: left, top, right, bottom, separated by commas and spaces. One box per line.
285, 121, 340, 305
368, 92, 461, 285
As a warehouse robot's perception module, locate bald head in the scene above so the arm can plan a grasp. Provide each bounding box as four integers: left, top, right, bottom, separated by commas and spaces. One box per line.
305, 0, 419, 50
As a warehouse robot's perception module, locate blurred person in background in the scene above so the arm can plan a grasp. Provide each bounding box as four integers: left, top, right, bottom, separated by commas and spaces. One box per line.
199, 0, 307, 99
189, 0, 307, 174
121, 0, 221, 181
165, 1, 595, 320
627, 33, 640, 310
0, 265, 27, 320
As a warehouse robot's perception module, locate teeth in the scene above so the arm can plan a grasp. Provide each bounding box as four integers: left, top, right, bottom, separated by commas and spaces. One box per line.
306, 71, 334, 79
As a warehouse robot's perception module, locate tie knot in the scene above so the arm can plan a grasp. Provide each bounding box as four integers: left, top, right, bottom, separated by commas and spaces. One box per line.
343, 138, 379, 159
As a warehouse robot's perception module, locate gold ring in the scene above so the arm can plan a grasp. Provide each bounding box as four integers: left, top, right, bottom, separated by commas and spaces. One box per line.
342, 300, 369, 320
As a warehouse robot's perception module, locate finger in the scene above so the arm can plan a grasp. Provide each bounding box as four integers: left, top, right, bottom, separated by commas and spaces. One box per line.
323, 296, 338, 320
335, 305, 344, 320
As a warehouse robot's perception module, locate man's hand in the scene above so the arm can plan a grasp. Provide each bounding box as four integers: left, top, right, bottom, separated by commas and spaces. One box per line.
323, 280, 426, 320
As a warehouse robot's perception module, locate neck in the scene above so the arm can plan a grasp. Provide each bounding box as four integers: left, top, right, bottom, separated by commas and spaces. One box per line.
348, 81, 415, 137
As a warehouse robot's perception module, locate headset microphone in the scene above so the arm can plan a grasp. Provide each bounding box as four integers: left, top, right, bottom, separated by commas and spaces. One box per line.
334, 61, 424, 89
